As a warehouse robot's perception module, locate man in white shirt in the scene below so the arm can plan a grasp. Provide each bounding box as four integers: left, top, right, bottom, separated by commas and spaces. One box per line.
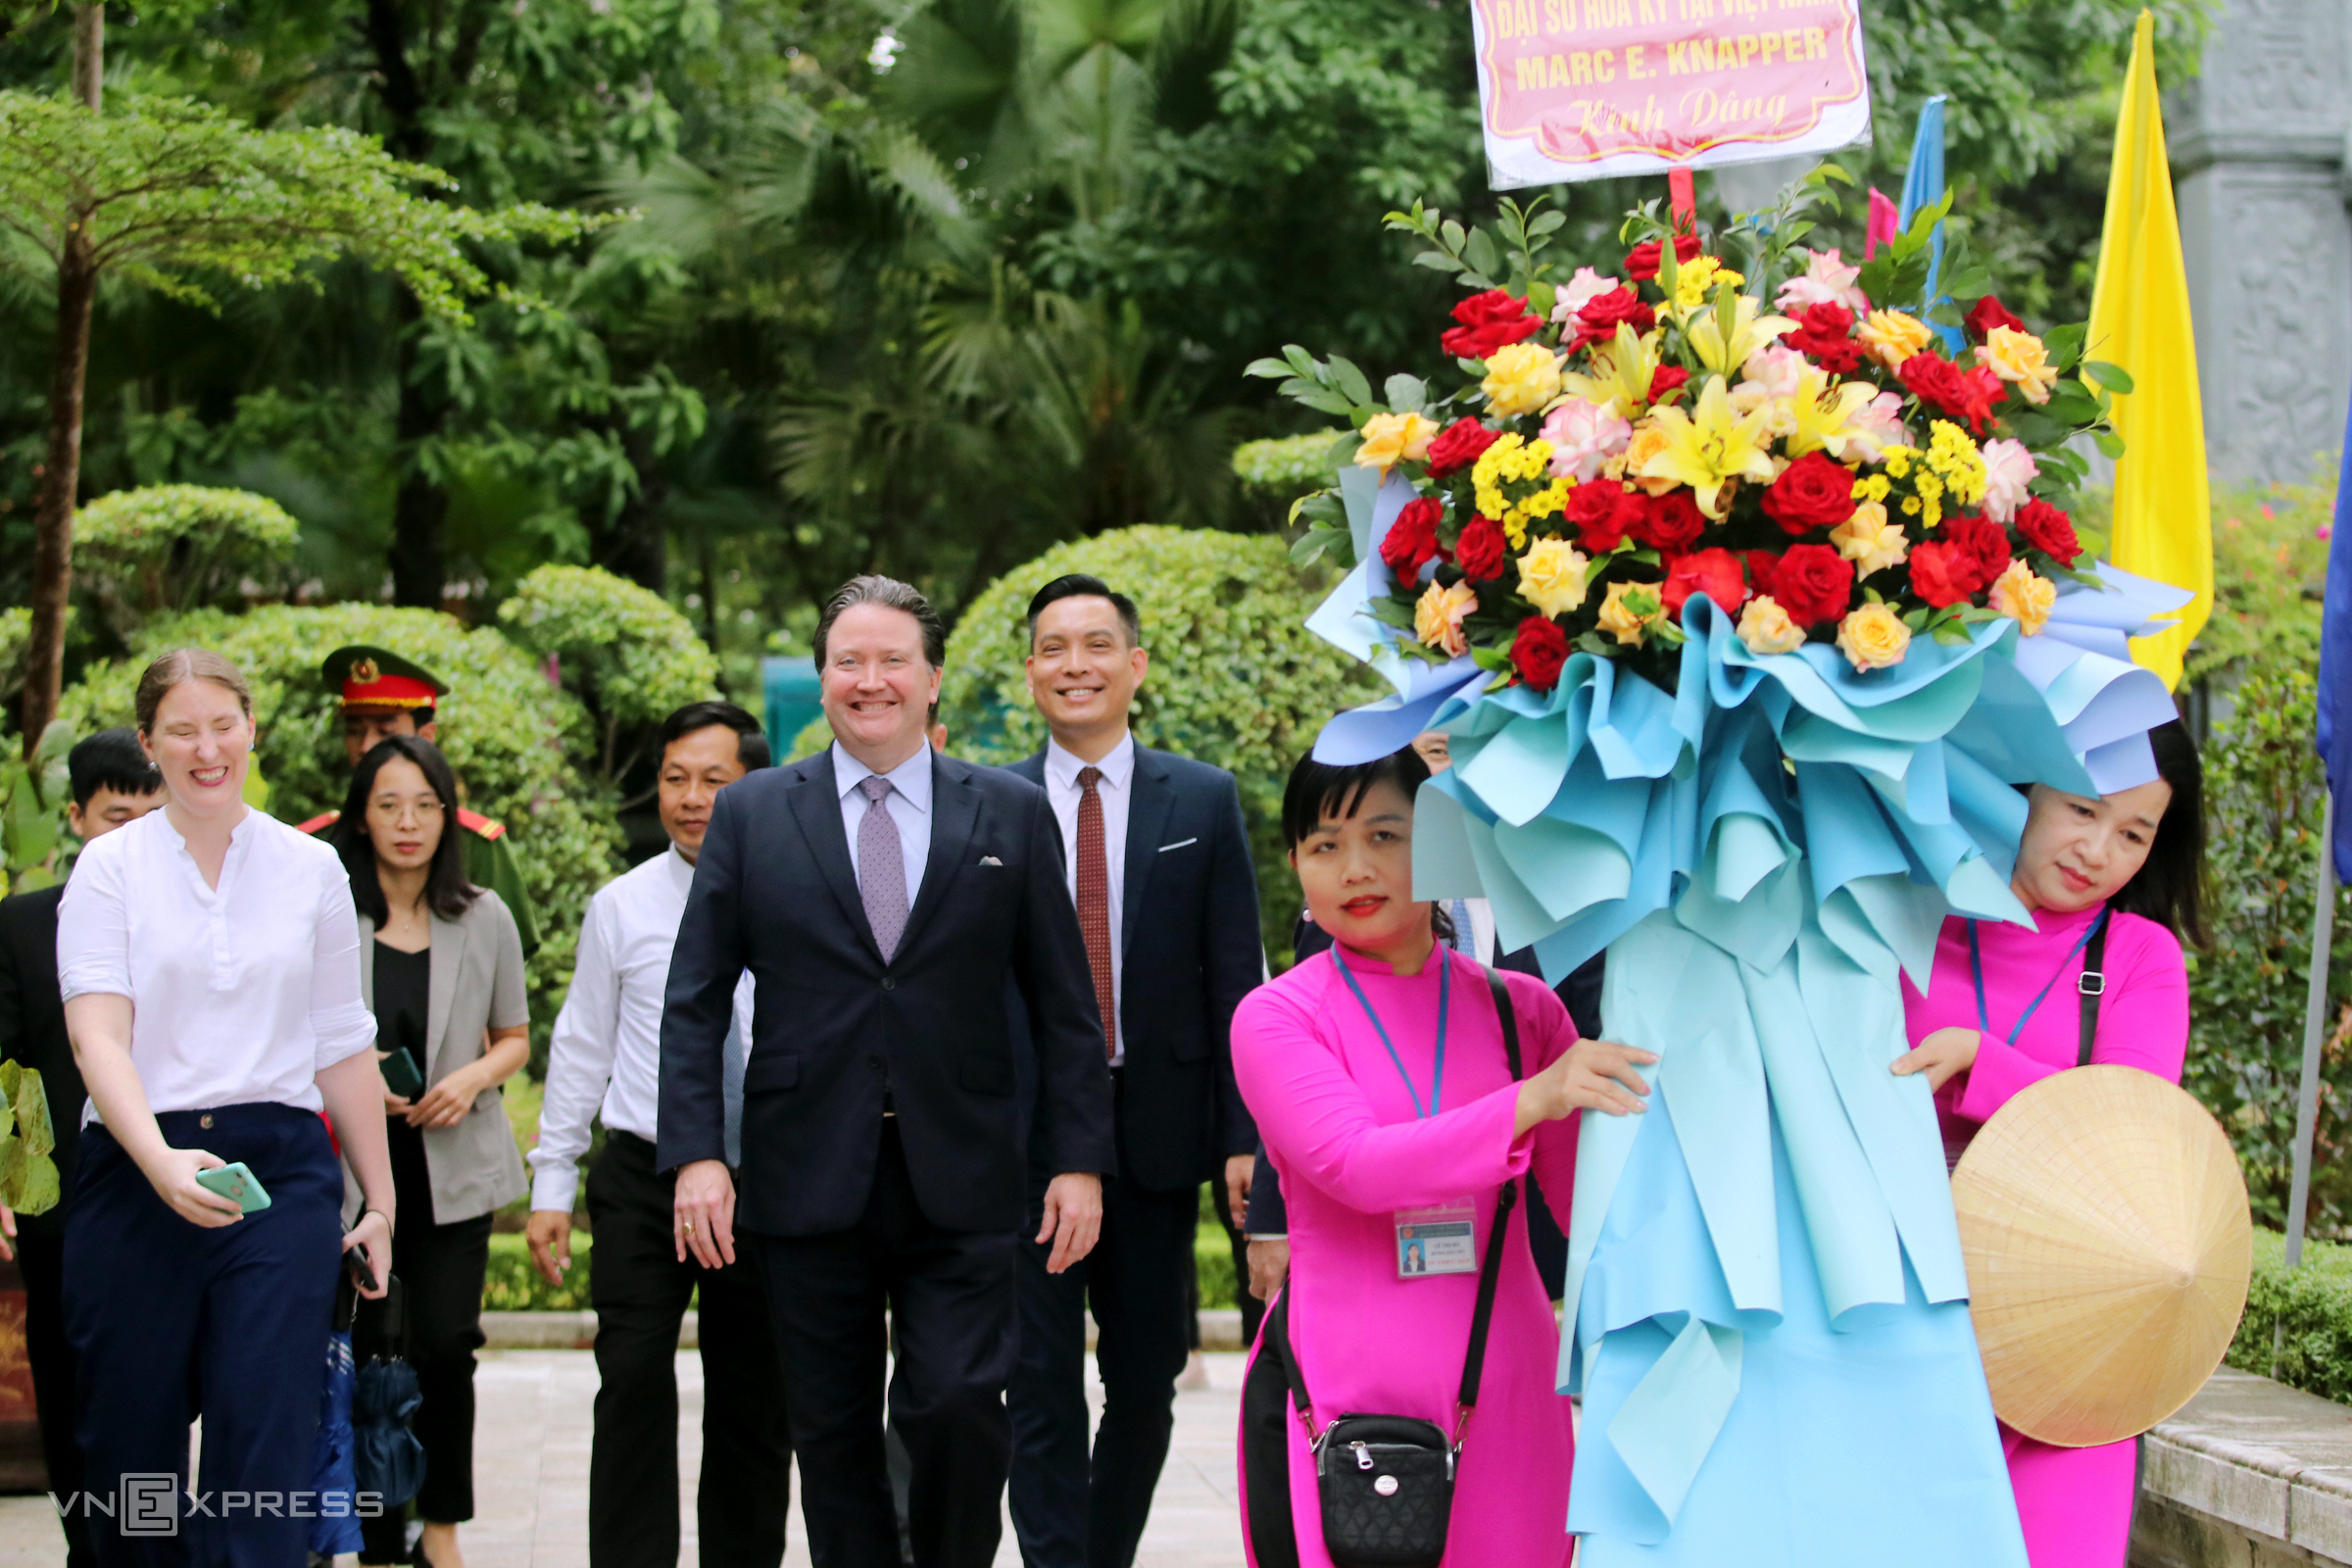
525, 702, 788, 1568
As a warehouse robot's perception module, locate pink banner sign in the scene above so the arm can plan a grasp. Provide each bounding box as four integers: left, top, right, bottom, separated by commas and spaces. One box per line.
1470, 0, 1872, 189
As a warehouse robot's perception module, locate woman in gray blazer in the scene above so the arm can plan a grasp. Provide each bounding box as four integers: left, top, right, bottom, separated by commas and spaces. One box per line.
332, 735, 528, 1568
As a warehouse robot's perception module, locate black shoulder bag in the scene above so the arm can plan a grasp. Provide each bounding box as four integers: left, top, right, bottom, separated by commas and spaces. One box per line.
1264, 967, 1526, 1568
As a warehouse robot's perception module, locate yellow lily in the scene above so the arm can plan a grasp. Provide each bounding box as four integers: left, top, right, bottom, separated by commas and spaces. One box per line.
1562, 323, 1665, 412
1686, 289, 1794, 377
1637, 374, 1777, 518
1781, 365, 1881, 460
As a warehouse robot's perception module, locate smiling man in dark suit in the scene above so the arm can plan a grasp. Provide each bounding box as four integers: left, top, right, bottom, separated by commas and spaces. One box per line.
1004, 575, 1262, 1568
660, 574, 1114, 1568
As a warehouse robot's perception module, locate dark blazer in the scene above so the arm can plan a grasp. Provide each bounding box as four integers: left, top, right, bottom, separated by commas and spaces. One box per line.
0, 887, 84, 1234
659, 747, 1115, 1236
1007, 744, 1263, 1193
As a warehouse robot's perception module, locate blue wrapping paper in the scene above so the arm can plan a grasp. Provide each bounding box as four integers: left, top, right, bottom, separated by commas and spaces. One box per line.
1305, 470, 2192, 1564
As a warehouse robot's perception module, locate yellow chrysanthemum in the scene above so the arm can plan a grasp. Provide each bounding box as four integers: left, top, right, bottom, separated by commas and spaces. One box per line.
1977, 326, 2060, 405
1516, 536, 1592, 618
1987, 560, 2057, 635
1923, 420, 1989, 506
1672, 257, 1745, 314
1355, 412, 1441, 473
1414, 579, 1479, 657
1482, 343, 1564, 417
1633, 375, 1777, 519
1836, 602, 1913, 671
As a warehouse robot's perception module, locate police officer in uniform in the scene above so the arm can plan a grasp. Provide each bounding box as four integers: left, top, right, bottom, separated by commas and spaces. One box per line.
297, 646, 539, 956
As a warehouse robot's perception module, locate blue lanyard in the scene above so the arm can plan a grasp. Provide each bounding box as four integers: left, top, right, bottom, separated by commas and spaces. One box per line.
1336, 950, 1450, 1120
1968, 910, 2107, 1047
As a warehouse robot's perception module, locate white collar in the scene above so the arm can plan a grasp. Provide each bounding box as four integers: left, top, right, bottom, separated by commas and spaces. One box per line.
832, 741, 934, 813
662, 843, 698, 894
1045, 731, 1135, 792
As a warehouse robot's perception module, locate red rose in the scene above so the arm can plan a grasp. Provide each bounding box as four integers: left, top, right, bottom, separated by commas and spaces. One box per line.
1441, 289, 1544, 362
1760, 451, 1859, 536
1624, 232, 1705, 281
1965, 296, 2027, 343
1661, 547, 1748, 617
1380, 497, 1444, 578
1943, 513, 2013, 586
1762, 543, 1855, 626
1647, 366, 1690, 403
1743, 549, 1783, 588
1908, 538, 1980, 608
1425, 418, 1500, 480
1572, 286, 1657, 352
1632, 490, 1706, 553
1565, 481, 1642, 553
1454, 516, 1509, 581
1784, 302, 1862, 374
1899, 352, 2005, 434
1511, 615, 1572, 692
2016, 498, 2082, 565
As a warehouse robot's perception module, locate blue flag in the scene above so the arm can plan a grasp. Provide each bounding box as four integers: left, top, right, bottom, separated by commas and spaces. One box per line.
2316, 391, 2352, 877
1896, 97, 1963, 354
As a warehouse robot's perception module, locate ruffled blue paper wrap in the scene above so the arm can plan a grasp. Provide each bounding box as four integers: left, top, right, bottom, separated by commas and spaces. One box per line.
1308, 470, 2190, 1566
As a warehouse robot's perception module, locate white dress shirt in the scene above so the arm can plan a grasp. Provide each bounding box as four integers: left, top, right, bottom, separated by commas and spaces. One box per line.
1042, 732, 1133, 1064
56, 807, 376, 1119
833, 741, 931, 913
529, 847, 753, 1213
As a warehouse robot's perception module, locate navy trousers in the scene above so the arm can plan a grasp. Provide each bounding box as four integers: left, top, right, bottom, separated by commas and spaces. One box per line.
65, 1103, 343, 1568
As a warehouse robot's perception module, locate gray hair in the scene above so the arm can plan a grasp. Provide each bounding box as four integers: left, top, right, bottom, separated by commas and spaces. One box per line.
812, 575, 946, 669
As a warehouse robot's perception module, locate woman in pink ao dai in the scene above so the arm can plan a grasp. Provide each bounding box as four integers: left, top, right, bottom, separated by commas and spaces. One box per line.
1234, 743, 1655, 1568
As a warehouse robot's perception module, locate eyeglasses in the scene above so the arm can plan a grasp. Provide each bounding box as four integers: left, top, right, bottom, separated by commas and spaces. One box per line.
368, 797, 445, 822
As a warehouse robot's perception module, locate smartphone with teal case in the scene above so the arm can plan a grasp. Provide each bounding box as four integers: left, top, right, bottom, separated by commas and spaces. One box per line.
380, 1047, 425, 1100
195, 1162, 271, 1214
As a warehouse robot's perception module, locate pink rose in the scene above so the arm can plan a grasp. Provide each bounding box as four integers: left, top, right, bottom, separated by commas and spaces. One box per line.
1550, 267, 1624, 325
1541, 399, 1635, 483
1773, 248, 1871, 316
1842, 391, 1910, 464
1979, 438, 2039, 524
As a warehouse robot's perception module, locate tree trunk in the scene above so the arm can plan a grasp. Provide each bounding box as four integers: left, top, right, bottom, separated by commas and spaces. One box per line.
71, 4, 101, 111
24, 248, 97, 754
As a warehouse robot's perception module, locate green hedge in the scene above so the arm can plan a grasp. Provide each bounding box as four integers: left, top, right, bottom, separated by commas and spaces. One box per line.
2228, 1228, 2352, 1403
482, 1231, 595, 1312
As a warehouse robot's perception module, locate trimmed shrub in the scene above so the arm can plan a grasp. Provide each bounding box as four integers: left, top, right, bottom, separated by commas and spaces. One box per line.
74, 485, 302, 631
2228, 1229, 2352, 1404
53, 604, 624, 1048
937, 524, 1383, 959
497, 564, 719, 790
482, 1231, 595, 1312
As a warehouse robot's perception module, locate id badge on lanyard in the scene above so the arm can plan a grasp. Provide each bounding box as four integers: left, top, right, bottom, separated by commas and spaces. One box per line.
1337, 954, 1477, 1282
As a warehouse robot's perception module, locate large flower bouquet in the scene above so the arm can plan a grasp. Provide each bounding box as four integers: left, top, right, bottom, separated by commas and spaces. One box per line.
1259, 173, 2132, 695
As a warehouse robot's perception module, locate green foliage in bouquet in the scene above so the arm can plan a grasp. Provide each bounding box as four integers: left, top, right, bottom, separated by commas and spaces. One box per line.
0, 1061, 63, 1217
1254, 169, 2132, 695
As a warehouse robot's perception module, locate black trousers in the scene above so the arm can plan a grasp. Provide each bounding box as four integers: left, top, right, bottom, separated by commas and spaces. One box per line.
746, 1121, 1016, 1568
356, 1145, 493, 1564
64, 1104, 342, 1568
587, 1132, 790, 1568
20, 1230, 93, 1568
1006, 1162, 1196, 1568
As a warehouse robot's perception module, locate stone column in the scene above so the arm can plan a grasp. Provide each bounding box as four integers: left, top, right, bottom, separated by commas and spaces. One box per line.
2173, 0, 2352, 485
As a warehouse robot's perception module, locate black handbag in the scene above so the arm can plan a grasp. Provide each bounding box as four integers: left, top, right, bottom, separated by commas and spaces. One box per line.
1265, 967, 1526, 1568
350, 1275, 427, 1509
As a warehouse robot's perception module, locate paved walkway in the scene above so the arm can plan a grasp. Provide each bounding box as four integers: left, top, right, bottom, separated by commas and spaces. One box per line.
0, 1351, 1250, 1568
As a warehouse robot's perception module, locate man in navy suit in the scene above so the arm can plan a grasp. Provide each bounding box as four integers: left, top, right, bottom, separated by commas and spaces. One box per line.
1004, 575, 1262, 1568
661, 575, 1115, 1568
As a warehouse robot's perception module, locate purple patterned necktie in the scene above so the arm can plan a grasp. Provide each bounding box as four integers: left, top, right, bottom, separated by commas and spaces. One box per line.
858, 775, 908, 962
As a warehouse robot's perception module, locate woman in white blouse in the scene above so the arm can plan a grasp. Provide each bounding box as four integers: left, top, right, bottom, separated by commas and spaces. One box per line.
57, 648, 395, 1564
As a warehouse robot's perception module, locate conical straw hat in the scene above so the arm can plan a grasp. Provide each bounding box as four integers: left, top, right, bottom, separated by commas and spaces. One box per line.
1952, 1063, 2252, 1447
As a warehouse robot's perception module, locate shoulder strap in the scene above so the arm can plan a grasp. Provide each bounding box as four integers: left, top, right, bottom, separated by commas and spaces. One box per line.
2077, 913, 2110, 1068
1268, 1288, 1315, 1435
1457, 971, 1527, 1435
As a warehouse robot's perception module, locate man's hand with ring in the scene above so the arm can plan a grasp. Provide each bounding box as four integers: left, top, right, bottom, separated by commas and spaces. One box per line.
672, 1159, 736, 1268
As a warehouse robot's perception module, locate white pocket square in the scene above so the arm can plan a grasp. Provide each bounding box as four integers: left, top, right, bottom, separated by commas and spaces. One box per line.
979, 855, 1004, 866
1158, 838, 1199, 853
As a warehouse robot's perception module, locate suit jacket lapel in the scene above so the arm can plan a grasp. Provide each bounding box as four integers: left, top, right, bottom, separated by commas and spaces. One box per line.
898, 754, 979, 958
424, 910, 466, 1081
1120, 747, 1176, 958
784, 750, 883, 964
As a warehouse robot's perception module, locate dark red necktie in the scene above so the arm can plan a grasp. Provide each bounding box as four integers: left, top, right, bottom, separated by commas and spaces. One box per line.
1077, 766, 1115, 1057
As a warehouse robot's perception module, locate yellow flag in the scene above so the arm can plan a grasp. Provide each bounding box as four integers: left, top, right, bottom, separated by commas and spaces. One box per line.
2084, 10, 2211, 689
